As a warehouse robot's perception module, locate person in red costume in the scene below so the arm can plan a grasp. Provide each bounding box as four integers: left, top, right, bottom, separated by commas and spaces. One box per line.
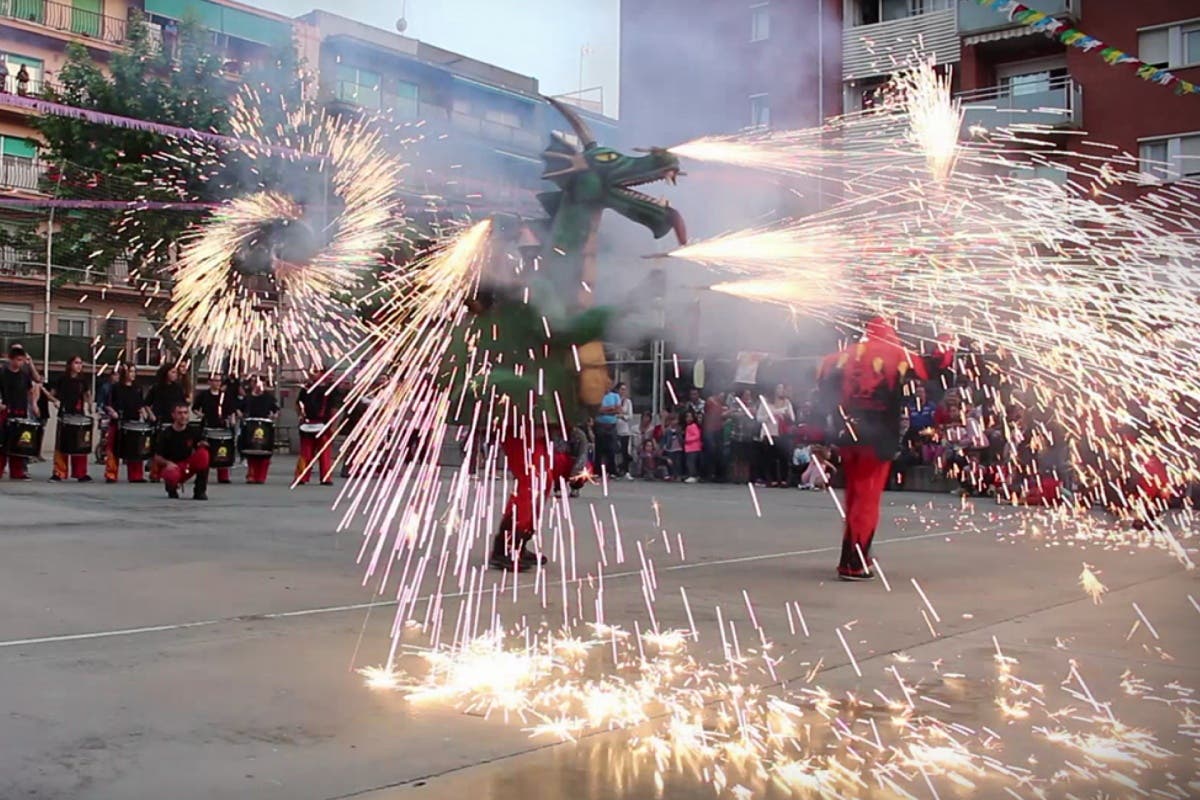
817, 318, 954, 581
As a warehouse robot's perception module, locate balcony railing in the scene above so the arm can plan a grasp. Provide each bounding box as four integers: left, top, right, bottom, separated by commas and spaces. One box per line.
843, 7, 960, 80
958, 76, 1082, 132
958, 0, 1079, 37
0, 156, 44, 191
0, 0, 127, 45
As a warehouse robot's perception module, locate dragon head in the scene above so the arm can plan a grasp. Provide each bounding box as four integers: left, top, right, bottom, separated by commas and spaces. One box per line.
540, 96, 687, 245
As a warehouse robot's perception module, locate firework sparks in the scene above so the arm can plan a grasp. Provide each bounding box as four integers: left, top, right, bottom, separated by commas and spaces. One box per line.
164, 92, 403, 373
1080, 564, 1108, 604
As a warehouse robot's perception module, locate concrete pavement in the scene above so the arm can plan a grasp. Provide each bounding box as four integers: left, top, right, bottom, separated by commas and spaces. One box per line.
0, 458, 1197, 799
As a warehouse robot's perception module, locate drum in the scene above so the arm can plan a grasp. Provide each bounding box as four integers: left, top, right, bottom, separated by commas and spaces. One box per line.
187, 419, 203, 440
118, 421, 154, 462
239, 418, 275, 456
5, 417, 43, 458
298, 422, 326, 438
57, 414, 93, 455
206, 427, 235, 468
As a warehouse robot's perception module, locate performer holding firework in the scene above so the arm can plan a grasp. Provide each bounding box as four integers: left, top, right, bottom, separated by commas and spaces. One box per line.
446, 97, 687, 571
818, 319, 953, 581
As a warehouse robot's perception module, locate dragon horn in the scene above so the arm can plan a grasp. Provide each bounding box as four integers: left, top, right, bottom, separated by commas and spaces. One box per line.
544, 95, 596, 150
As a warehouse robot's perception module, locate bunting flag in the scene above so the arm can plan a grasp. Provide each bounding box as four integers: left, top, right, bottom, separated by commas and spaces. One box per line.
971, 0, 1198, 97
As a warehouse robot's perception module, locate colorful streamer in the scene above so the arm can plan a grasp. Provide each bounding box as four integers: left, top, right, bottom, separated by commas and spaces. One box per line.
971, 0, 1198, 97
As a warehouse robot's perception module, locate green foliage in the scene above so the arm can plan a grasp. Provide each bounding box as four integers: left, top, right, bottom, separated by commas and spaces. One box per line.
30, 10, 309, 283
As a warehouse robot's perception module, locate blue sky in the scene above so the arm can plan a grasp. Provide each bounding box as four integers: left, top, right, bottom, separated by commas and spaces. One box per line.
250, 0, 622, 116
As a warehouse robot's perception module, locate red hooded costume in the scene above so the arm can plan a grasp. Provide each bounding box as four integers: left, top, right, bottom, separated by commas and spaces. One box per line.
818, 318, 952, 579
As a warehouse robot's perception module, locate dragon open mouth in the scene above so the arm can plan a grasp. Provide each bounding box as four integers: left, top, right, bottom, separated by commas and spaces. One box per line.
613, 168, 687, 244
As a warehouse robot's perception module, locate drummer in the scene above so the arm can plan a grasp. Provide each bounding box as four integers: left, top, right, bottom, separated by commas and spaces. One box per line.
144, 363, 190, 483
193, 372, 234, 484
0, 343, 38, 480
49, 354, 92, 482
153, 401, 210, 501
241, 375, 278, 484
296, 367, 339, 486
103, 364, 147, 483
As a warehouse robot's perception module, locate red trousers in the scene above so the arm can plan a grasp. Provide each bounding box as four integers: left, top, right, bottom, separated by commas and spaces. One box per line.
296, 427, 333, 484
0, 408, 28, 479
104, 423, 145, 482
53, 450, 89, 480
162, 447, 210, 491
246, 456, 271, 483
502, 435, 573, 534
0, 408, 29, 479
839, 446, 893, 572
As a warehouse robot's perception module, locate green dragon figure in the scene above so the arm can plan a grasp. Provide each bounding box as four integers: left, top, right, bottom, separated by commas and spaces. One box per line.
452, 98, 689, 571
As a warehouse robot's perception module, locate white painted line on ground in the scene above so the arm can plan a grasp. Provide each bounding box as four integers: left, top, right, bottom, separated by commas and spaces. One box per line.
0, 526, 981, 650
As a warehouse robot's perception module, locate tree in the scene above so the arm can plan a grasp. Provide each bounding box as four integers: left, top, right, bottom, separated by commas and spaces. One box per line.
28, 11, 311, 286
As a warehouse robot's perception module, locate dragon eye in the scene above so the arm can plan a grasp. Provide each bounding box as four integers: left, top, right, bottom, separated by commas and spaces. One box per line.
592, 151, 618, 163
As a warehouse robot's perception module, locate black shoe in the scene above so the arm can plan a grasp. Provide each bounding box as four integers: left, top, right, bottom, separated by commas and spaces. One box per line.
193, 472, 208, 501
193, 491, 208, 501
106, 478, 117, 484
49, 475, 62, 482
837, 568, 875, 582
166, 485, 180, 499
77, 475, 93, 483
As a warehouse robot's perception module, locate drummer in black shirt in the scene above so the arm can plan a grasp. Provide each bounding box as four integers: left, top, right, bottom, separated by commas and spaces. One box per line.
144, 364, 189, 482
0, 343, 37, 480
49, 354, 92, 482
103, 364, 147, 483
242, 375, 279, 484
295, 368, 340, 486
154, 402, 209, 500
193, 372, 234, 484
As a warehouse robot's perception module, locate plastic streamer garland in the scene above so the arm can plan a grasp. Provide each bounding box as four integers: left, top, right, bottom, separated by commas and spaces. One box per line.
971, 0, 1198, 97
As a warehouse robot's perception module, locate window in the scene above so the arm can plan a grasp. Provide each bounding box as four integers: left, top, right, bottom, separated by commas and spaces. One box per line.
749, 93, 770, 128
750, 3, 769, 42
1139, 20, 1200, 69
0, 52, 44, 95
483, 108, 521, 128
334, 64, 381, 110
1138, 134, 1200, 183
452, 98, 472, 115
390, 80, 419, 119
1186, 24, 1200, 66
57, 312, 88, 338
134, 335, 162, 367
0, 302, 32, 335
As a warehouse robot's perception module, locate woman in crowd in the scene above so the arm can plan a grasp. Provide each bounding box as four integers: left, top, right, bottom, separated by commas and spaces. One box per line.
755, 384, 794, 487
729, 388, 758, 484
104, 364, 147, 483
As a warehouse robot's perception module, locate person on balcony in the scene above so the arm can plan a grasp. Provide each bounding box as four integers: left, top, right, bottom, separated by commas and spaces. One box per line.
16, 64, 30, 97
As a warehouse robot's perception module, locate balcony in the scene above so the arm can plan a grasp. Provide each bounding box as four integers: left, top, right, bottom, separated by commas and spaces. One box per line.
843, 7, 960, 80
958, 76, 1082, 132
0, 0, 127, 46
0, 156, 45, 192
958, 0, 1079, 38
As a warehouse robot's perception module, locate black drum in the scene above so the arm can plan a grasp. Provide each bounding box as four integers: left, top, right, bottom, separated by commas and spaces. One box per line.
118, 421, 154, 462
206, 427, 235, 468
57, 414, 93, 455
187, 419, 203, 440
239, 418, 275, 456
5, 417, 43, 458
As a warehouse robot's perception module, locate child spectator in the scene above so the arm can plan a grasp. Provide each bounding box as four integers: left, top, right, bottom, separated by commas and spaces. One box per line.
683, 410, 702, 483
637, 439, 668, 480
660, 413, 684, 480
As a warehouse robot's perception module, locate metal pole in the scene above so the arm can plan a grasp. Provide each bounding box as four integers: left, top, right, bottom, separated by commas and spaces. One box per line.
42, 170, 64, 377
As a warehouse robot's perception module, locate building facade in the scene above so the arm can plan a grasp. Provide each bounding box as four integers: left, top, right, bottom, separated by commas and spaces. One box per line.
620, 0, 842, 147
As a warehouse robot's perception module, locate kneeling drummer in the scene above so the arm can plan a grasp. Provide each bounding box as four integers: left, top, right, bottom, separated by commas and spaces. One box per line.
154, 402, 210, 500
